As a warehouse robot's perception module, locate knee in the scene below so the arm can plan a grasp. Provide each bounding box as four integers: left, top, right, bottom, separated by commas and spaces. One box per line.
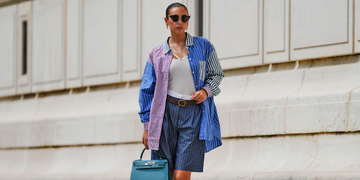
174, 174, 184, 180
173, 171, 191, 180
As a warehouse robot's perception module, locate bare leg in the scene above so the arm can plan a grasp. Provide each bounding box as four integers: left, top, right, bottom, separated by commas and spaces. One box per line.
173, 170, 191, 180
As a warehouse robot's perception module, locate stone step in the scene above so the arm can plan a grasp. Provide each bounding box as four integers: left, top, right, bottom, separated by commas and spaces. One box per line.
0, 133, 359, 179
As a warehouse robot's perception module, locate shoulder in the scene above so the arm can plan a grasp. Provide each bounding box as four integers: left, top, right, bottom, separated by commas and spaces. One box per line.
148, 44, 165, 64
192, 36, 214, 53
192, 36, 211, 46
150, 44, 164, 55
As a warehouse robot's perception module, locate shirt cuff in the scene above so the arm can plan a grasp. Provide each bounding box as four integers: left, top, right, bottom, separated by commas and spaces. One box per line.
202, 87, 212, 97
143, 122, 149, 130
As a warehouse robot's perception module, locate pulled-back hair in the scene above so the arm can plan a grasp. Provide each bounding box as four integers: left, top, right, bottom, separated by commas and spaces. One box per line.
165, 2, 188, 19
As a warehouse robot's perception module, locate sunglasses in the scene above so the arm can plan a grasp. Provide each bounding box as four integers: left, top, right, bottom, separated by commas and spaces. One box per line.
169, 15, 191, 22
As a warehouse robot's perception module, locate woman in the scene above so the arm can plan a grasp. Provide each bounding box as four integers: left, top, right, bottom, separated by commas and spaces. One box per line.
138, 2, 224, 180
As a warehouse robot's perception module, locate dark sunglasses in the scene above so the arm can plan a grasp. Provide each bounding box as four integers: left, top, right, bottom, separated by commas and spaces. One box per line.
169, 15, 190, 22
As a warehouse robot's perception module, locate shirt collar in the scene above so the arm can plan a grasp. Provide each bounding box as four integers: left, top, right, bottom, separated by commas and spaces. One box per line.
163, 32, 194, 54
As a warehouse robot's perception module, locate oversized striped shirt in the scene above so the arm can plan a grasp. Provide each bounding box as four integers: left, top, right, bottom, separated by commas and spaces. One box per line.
138, 33, 224, 152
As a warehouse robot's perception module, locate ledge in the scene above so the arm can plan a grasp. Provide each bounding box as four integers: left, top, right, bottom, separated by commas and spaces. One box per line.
1, 55, 360, 148
0, 0, 29, 8
0, 134, 360, 179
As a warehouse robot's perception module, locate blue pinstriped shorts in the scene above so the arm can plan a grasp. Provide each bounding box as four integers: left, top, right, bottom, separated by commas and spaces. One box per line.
151, 96, 205, 172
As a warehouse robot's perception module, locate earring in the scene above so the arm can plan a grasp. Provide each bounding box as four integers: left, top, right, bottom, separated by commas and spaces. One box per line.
166, 25, 168, 29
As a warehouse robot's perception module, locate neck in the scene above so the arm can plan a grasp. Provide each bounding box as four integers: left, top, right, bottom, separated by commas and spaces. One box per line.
170, 32, 186, 44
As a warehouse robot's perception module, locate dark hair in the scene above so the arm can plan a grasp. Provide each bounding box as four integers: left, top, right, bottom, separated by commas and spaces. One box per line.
165, 2, 188, 19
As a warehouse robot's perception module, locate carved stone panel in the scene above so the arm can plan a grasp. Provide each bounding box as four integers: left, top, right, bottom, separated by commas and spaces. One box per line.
354, 0, 360, 53
290, 0, 353, 60
17, 1, 32, 94
82, 0, 121, 86
122, 0, 141, 81
0, 5, 16, 97
264, 0, 289, 63
66, 0, 82, 88
32, 0, 65, 92
203, 0, 263, 69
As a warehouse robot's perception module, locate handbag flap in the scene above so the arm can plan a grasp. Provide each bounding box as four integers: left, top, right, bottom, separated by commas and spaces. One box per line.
133, 160, 167, 169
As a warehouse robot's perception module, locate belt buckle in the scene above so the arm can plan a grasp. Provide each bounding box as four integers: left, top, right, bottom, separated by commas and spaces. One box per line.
178, 100, 186, 107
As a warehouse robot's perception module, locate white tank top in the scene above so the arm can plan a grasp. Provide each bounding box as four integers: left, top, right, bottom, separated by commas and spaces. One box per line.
168, 54, 196, 100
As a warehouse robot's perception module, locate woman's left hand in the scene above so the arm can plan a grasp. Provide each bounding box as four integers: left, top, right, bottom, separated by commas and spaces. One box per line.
191, 89, 208, 104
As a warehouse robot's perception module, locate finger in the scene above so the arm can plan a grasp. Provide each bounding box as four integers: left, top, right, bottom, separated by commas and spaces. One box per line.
191, 91, 200, 97
145, 140, 149, 150
143, 139, 147, 149
196, 98, 204, 104
198, 93, 205, 100
142, 130, 148, 149
191, 93, 199, 100
143, 138, 146, 148
197, 93, 203, 100
196, 91, 202, 99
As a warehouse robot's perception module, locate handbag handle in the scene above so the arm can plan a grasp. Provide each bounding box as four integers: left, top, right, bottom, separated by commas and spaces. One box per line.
139, 148, 164, 160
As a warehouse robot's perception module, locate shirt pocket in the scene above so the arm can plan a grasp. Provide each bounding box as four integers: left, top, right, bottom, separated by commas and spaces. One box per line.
199, 60, 206, 81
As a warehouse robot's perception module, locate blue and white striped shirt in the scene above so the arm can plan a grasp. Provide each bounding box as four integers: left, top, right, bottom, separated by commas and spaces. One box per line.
138, 33, 224, 152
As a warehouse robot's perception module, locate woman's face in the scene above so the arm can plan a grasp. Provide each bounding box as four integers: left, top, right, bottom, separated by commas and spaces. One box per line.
164, 7, 189, 35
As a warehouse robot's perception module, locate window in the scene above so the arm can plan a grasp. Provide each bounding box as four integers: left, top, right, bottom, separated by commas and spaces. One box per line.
22, 20, 27, 75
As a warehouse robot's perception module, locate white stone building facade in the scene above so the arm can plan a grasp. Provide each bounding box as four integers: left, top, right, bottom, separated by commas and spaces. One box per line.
1, 0, 360, 179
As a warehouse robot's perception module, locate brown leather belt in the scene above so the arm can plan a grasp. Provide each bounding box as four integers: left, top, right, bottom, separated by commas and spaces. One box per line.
167, 96, 195, 107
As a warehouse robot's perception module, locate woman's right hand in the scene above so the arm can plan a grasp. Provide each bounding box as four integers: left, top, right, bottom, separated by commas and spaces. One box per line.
142, 130, 149, 149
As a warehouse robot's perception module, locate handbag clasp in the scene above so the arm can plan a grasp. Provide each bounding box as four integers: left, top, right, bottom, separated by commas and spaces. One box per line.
145, 161, 155, 166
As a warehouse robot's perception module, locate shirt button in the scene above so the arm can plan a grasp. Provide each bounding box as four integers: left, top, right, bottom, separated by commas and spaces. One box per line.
196, 85, 198, 87
189, 58, 191, 60
192, 71, 194, 74
201, 125, 203, 127
203, 111, 204, 113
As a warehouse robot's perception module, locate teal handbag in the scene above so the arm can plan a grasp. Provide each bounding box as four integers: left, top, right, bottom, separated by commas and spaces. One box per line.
130, 148, 171, 180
